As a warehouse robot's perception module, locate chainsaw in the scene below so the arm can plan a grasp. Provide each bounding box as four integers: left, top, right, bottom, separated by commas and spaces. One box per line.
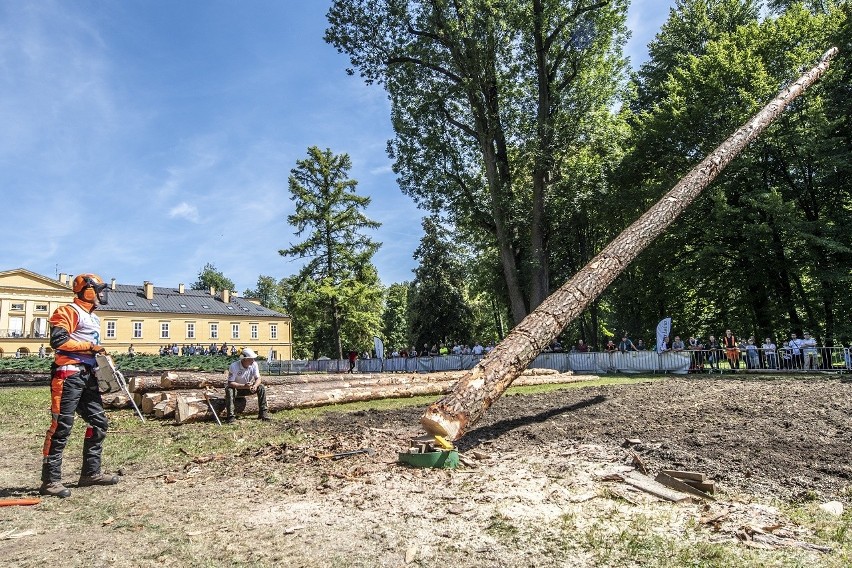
94, 353, 145, 422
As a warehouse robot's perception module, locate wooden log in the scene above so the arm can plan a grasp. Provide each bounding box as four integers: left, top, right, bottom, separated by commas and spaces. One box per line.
660, 469, 706, 482
681, 479, 716, 494
420, 49, 839, 441
170, 372, 586, 424
160, 371, 224, 390
153, 398, 176, 419
141, 392, 167, 414
102, 393, 131, 409
623, 471, 692, 503
127, 375, 162, 393
655, 471, 715, 501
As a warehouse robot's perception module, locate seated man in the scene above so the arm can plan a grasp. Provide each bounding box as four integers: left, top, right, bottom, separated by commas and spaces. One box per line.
225, 348, 270, 423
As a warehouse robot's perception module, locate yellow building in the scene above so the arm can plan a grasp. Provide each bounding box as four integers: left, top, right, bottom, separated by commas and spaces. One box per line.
0, 268, 292, 360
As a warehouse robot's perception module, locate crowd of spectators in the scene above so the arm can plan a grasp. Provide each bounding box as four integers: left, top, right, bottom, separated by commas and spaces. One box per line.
372, 330, 851, 371
385, 341, 496, 358
154, 343, 239, 357
575, 329, 851, 371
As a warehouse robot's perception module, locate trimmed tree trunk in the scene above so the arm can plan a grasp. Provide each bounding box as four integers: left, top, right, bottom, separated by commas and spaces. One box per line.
171, 372, 579, 424
127, 375, 163, 393
421, 49, 839, 440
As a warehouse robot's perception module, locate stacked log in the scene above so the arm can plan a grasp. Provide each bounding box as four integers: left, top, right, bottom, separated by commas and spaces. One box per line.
115, 368, 581, 424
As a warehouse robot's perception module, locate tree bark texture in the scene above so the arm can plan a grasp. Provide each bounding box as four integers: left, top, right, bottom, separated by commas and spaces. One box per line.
420, 49, 839, 440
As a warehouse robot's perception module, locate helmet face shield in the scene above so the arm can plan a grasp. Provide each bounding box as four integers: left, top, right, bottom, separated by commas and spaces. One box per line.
90, 280, 109, 305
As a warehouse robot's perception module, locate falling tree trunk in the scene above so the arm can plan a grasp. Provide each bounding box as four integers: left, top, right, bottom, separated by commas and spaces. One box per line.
421, 48, 839, 441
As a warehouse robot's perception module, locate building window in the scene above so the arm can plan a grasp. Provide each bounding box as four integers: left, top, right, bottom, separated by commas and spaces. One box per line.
270, 324, 277, 340
160, 322, 170, 339
133, 321, 143, 339
10, 303, 24, 311
106, 321, 116, 339
186, 322, 195, 339
210, 323, 218, 339
35, 304, 48, 312
8, 317, 23, 337
33, 317, 48, 338
231, 323, 240, 339
251, 324, 258, 339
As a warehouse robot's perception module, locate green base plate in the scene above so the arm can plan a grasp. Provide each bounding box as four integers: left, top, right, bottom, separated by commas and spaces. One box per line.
398, 450, 459, 469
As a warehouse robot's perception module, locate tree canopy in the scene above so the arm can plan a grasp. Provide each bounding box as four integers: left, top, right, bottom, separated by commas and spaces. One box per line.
191, 263, 235, 292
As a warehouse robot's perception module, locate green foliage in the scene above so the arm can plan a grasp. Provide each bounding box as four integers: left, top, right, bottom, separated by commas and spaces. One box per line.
327, 0, 630, 324
279, 147, 384, 359
381, 282, 410, 351
0, 354, 238, 373
407, 215, 474, 349
190, 263, 235, 292
242, 275, 287, 312
605, 0, 850, 345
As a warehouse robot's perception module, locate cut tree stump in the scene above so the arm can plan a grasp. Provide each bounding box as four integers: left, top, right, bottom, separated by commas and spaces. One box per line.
420, 48, 838, 441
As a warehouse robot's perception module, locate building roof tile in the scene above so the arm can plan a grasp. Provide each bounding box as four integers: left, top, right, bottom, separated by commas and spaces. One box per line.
103, 284, 287, 318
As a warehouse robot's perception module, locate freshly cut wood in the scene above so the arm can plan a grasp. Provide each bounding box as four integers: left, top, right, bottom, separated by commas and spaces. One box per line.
420, 49, 839, 441
141, 392, 167, 414
681, 479, 716, 494
102, 393, 131, 409
623, 471, 692, 503
153, 398, 176, 419
655, 471, 715, 501
127, 375, 162, 393
660, 469, 706, 482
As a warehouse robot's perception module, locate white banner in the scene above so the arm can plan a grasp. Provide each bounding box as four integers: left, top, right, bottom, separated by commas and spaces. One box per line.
656, 317, 672, 353
373, 336, 384, 360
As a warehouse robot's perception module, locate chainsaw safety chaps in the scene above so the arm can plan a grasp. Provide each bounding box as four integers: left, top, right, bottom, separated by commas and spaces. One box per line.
42, 368, 109, 483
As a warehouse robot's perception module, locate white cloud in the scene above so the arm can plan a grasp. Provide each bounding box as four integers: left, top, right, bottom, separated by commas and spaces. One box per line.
169, 202, 200, 223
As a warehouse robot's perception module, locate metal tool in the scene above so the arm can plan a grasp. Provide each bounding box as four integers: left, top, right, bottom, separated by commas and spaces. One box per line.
315, 448, 376, 460
95, 353, 145, 422
204, 391, 222, 426
332, 448, 375, 460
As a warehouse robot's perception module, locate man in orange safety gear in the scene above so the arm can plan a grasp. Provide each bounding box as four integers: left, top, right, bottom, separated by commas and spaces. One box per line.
40, 273, 119, 498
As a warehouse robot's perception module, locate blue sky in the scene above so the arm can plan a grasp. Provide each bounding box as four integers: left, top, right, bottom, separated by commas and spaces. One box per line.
2, 0, 672, 293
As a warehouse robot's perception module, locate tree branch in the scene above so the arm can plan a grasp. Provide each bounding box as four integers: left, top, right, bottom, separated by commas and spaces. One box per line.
544, 1, 609, 52
387, 55, 463, 84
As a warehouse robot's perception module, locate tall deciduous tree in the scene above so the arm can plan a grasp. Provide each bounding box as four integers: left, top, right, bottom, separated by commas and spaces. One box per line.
191, 263, 235, 292
326, 0, 628, 324
280, 147, 383, 359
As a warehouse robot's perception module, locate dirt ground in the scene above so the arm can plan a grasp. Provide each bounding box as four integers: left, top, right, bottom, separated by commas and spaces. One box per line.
1, 375, 850, 567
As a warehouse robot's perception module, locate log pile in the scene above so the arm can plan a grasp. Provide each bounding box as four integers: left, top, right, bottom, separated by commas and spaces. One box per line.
116, 369, 583, 425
